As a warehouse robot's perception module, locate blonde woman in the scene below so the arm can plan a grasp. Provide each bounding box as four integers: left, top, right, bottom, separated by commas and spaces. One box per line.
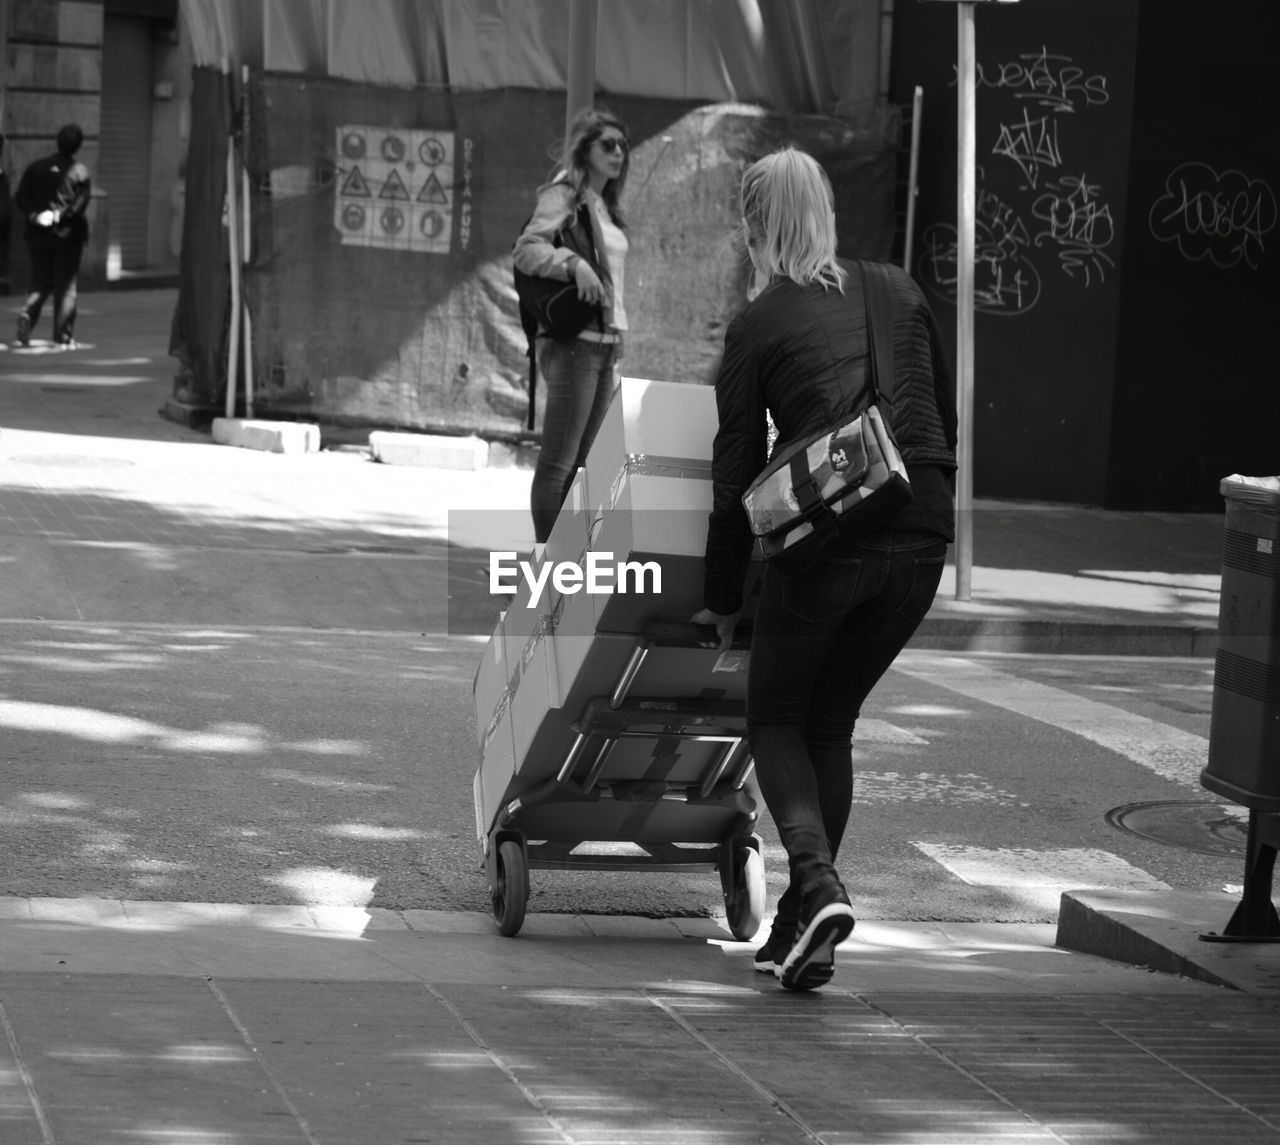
513, 107, 631, 542
693, 148, 957, 991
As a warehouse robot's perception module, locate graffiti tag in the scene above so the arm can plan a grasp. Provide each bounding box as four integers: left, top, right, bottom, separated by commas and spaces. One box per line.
1148, 161, 1276, 269
918, 188, 1042, 315
993, 109, 1063, 189
1031, 173, 1115, 285
970, 47, 1110, 114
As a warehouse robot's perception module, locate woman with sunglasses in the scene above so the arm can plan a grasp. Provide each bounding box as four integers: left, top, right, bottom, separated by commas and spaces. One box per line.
513, 106, 632, 542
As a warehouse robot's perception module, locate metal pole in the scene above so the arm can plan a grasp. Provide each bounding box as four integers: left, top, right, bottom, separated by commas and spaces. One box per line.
904, 85, 924, 272
241, 63, 254, 418
565, 0, 598, 141
954, 4, 976, 601
223, 57, 241, 421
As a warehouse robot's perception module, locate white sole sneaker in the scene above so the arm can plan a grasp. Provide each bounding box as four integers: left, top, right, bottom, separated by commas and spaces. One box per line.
779, 903, 855, 991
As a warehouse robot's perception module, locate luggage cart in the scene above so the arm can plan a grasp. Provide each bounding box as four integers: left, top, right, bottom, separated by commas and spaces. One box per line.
480, 621, 765, 939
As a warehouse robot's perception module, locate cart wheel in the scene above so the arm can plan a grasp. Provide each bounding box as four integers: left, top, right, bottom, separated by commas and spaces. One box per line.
723, 844, 765, 941
492, 838, 528, 937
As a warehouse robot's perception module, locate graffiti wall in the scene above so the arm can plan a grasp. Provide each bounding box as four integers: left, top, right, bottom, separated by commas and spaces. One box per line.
893, 0, 1141, 505
893, 0, 1280, 510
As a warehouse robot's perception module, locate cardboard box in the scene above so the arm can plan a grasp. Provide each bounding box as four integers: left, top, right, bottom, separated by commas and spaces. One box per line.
473, 690, 517, 841
583, 377, 718, 525
575, 378, 719, 633
471, 611, 509, 750
500, 543, 554, 678
545, 467, 590, 570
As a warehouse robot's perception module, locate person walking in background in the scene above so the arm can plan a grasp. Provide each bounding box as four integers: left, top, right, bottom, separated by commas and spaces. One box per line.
14, 123, 92, 349
513, 107, 631, 543
692, 149, 957, 991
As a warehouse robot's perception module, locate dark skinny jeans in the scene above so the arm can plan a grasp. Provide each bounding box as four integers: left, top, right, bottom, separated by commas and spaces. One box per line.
747, 531, 948, 922
531, 336, 618, 543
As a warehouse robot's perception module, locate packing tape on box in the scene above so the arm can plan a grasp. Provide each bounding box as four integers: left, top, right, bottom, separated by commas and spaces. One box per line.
607, 453, 714, 514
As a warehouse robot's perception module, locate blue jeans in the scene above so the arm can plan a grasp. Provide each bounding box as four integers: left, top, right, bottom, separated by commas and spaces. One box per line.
746, 531, 948, 917
531, 336, 618, 543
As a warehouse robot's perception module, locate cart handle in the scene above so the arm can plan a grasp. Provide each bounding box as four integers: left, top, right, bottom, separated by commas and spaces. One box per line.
640, 620, 753, 652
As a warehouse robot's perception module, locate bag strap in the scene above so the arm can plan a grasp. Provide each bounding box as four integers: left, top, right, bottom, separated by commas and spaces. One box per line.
858, 262, 897, 407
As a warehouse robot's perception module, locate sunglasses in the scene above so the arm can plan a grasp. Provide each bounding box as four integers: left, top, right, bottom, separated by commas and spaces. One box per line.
596, 137, 628, 155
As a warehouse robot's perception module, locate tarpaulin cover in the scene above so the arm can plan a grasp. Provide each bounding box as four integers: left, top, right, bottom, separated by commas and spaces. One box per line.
183, 0, 881, 117
223, 75, 897, 434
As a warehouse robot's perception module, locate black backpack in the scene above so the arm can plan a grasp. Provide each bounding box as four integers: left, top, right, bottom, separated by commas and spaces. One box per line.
513, 199, 604, 430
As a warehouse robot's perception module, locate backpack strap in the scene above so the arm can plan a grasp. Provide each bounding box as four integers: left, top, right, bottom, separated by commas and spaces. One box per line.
520, 301, 539, 431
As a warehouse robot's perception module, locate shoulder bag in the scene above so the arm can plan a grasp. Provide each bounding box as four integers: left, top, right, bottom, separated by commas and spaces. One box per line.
513, 197, 606, 429
739, 262, 912, 573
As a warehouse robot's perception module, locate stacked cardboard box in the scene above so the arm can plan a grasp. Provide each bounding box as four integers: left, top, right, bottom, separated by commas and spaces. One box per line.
472, 377, 749, 841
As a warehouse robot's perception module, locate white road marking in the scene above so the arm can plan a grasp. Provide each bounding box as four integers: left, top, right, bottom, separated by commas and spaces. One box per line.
893, 654, 1208, 788
851, 772, 1027, 806
915, 843, 1172, 914
853, 719, 927, 745
914, 844, 1172, 890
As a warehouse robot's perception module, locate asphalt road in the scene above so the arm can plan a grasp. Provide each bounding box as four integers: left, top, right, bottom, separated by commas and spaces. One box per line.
0, 613, 1237, 924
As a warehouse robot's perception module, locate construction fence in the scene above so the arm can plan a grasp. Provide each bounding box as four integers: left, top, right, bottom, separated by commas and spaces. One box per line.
172, 68, 901, 436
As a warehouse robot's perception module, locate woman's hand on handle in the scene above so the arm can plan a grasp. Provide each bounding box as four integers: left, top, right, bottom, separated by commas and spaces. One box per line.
690, 607, 740, 653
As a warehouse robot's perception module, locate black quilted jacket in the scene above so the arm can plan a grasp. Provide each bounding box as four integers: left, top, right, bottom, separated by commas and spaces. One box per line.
703, 258, 958, 615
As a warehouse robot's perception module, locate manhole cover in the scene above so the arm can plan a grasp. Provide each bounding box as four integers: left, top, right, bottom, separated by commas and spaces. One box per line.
8, 455, 135, 469
1106, 800, 1248, 856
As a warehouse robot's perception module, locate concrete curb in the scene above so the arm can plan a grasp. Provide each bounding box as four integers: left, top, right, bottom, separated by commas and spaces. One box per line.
370, 431, 489, 470
915, 616, 1217, 657
1055, 889, 1280, 992
212, 417, 321, 454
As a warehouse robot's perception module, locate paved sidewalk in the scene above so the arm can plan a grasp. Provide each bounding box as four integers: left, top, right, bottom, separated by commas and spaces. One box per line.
0, 896, 1278, 1144
2, 289, 1274, 1144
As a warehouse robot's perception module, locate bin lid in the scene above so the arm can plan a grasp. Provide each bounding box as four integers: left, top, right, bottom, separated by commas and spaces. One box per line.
1221, 474, 1280, 508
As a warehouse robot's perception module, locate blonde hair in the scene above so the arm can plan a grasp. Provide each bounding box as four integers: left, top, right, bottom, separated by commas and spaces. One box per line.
740, 148, 846, 292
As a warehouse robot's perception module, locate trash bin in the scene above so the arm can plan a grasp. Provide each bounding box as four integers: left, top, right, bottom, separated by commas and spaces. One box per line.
1201, 474, 1280, 811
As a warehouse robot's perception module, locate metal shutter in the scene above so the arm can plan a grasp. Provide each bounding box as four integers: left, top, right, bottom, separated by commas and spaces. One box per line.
99, 15, 154, 270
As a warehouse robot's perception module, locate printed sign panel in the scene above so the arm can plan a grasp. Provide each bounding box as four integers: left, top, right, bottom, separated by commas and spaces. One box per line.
333, 125, 455, 252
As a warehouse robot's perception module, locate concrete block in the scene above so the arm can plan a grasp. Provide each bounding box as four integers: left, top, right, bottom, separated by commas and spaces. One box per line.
212, 417, 320, 454
370, 431, 488, 470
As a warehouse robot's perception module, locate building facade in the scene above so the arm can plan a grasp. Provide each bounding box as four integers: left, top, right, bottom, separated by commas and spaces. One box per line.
1, 0, 192, 290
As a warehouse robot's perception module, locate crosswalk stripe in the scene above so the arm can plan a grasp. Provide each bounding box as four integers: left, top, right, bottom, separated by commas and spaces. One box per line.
853, 719, 927, 745
892, 655, 1208, 788
914, 843, 1172, 891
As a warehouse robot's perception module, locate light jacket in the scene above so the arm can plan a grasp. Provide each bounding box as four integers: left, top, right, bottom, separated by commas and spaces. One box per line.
512, 177, 618, 330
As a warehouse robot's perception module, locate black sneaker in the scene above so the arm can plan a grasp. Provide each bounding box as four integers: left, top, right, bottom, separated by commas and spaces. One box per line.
16, 314, 30, 347
779, 879, 855, 991
752, 915, 797, 977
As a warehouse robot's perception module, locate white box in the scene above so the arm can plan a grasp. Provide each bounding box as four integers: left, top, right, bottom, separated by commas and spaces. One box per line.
501, 543, 556, 677
545, 467, 590, 571
471, 611, 510, 749
473, 692, 517, 841
583, 377, 718, 525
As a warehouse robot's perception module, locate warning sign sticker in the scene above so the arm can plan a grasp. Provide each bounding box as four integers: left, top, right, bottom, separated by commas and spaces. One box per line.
333, 126, 455, 252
